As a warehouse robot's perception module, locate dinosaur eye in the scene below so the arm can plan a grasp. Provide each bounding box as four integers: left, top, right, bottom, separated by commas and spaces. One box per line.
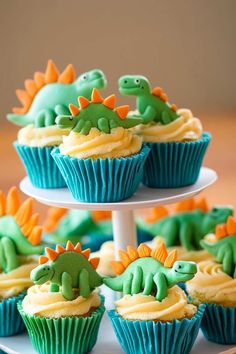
178, 265, 182, 269
82, 75, 87, 80
135, 79, 140, 84
69, 116, 73, 121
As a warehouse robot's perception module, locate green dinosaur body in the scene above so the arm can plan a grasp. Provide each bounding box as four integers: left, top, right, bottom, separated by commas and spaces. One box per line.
104, 257, 197, 301
7, 69, 107, 127
137, 207, 233, 251
118, 75, 179, 124
201, 236, 236, 278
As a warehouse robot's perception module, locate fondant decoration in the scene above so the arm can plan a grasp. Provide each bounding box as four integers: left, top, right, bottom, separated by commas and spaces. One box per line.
118, 75, 179, 124
0, 187, 43, 273
201, 216, 236, 278
56, 88, 142, 135
103, 242, 197, 301
7, 60, 107, 127
31, 241, 103, 300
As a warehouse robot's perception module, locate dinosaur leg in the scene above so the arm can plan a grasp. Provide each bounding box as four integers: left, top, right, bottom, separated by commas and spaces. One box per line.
123, 273, 133, 295
79, 269, 90, 298
143, 273, 153, 295
160, 220, 178, 247
153, 273, 168, 301
35, 109, 56, 127
80, 121, 92, 135
109, 119, 117, 129
98, 118, 110, 133
131, 266, 143, 294
55, 104, 70, 116
1, 237, 19, 272
179, 222, 195, 251
222, 250, 233, 276
0, 241, 6, 271
61, 272, 74, 300
234, 266, 236, 279
142, 106, 156, 124
217, 245, 228, 263
50, 283, 60, 292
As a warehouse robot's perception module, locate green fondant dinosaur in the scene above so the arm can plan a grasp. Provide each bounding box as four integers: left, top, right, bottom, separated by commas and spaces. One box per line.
56, 88, 142, 135
31, 241, 102, 300
118, 75, 179, 124
137, 207, 233, 251
103, 243, 197, 301
7, 60, 107, 127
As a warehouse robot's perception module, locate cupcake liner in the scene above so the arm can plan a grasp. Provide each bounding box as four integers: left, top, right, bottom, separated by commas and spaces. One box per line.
142, 132, 211, 188
108, 304, 205, 354
0, 292, 26, 337
201, 303, 236, 344
18, 297, 105, 354
14, 142, 66, 189
51, 145, 150, 202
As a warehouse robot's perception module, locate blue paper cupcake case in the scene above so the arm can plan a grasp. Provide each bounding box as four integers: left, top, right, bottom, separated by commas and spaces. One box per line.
51, 145, 150, 203
14, 142, 67, 189
142, 132, 211, 188
108, 305, 205, 354
201, 303, 236, 344
0, 292, 26, 337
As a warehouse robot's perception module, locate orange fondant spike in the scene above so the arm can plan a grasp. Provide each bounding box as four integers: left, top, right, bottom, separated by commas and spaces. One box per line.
103, 94, 116, 109
45, 247, 58, 261
78, 96, 90, 109
45, 60, 59, 83
215, 224, 227, 240
90, 257, 100, 269
39, 256, 49, 265
56, 245, 65, 253
195, 197, 209, 212
21, 213, 39, 237
226, 216, 236, 235
58, 64, 76, 84
24, 79, 38, 97
152, 87, 162, 97
145, 206, 169, 223
6, 187, 20, 215
28, 226, 42, 245
69, 104, 80, 116
43, 207, 68, 233
151, 243, 168, 264
34, 72, 45, 89
82, 248, 90, 259
174, 198, 195, 213
91, 211, 112, 222
119, 250, 131, 268
74, 242, 82, 253
115, 105, 129, 120
137, 244, 152, 258
164, 249, 177, 268
66, 240, 75, 251
171, 104, 177, 112
15, 89, 32, 112
91, 88, 103, 103
15, 198, 33, 227
111, 261, 125, 275
160, 93, 168, 102
0, 191, 6, 216
12, 107, 27, 114
127, 245, 139, 261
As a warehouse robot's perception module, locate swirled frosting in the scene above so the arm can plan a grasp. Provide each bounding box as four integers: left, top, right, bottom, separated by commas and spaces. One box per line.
59, 127, 142, 159
115, 285, 197, 321
91, 241, 115, 276
186, 261, 236, 307
135, 109, 203, 143
22, 284, 101, 318
18, 124, 70, 147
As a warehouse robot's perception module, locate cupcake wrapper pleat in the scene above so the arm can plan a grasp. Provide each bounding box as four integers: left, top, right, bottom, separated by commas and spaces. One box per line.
108, 305, 205, 354
14, 142, 66, 189
142, 132, 211, 188
51, 145, 150, 202
0, 293, 26, 337
201, 303, 236, 344
18, 299, 105, 354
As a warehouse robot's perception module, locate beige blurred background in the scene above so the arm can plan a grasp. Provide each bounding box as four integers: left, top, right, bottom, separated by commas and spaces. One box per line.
0, 0, 236, 216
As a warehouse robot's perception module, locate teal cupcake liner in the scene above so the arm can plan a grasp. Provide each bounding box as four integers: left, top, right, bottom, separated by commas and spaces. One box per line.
108, 305, 205, 354
0, 292, 26, 337
51, 145, 150, 202
142, 132, 211, 188
18, 297, 105, 354
201, 303, 236, 344
14, 142, 66, 189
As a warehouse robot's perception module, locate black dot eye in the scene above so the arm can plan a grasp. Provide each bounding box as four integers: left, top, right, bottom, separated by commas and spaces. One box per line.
135, 79, 140, 84
83, 75, 87, 80
124, 80, 128, 84
178, 265, 182, 269
69, 116, 73, 121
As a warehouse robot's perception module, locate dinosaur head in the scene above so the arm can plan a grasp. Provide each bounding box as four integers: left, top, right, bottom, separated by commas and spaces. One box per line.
171, 261, 197, 283
118, 75, 151, 96
202, 206, 233, 235
55, 115, 78, 130
31, 264, 54, 285
75, 69, 107, 98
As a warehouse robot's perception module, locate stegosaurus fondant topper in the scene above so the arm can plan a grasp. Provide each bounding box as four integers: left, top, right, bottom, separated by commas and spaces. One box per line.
31, 241, 103, 300
55, 88, 142, 135
201, 216, 236, 278
0, 187, 43, 273
118, 75, 179, 124
103, 242, 197, 301
7, 60, 107, 127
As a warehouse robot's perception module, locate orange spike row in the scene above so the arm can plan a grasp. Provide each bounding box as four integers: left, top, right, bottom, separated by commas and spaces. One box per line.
78, 96, 90, 109
111, 260, 125, 275
58, 64, 76, 84
151, 242, 168, 264
82, 248, 90, 259
66, 240, 75, 251
119, 250, 131, 268
21, 213, 39, 237
0, 191, 6, 216
74, 242, 82, 253
164, 249, 177, 268
15, 89, 32, 113
103, 94, 116, 109
226, 216, 236, 235
90, 257, 100, 269
15, 198, 33, 227
39, 256, 49, 265
69, 104, 80, 116
43, 207, 68, 233
12, 107, 27, 114
171, 104, 177, 112
174, 198, 195, 213
145, 206, 169, 223
152, 87, 163, 97
34, 72, 45, 89
215, 224, 227, 240
91, 211, 112, 222
91, 88, 103, 103
127, 245, 139, 261
137, 244, 151, 258
45, 60, 59, 83
195, 197, 209, 212
56, 244, 65, 253
6, 187, 20, 215
45, 247, 58, 261
28, 226, 42, 245
160, 93, 168, 102
24, 79, 38, 97
115, 105, 129, 120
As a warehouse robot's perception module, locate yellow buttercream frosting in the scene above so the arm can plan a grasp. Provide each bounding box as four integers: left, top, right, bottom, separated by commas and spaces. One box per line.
91, 241, 115, 276
18, 124, 70, 147
186, 261, 236, 307
135, 109, 203, 143
115, 285, 197, 321
22, 284, 101, 318
59, 127, 142, 160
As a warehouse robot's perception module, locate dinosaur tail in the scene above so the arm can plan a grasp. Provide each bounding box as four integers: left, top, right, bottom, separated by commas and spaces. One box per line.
7, 113, 32, 126
200, 240, 218, 256
103, 274, 124, 291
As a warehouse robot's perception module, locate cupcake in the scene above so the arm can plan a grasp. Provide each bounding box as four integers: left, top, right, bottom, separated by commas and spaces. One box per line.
52, 88, 150, 202
118, 75, 211, 188
104, 242, 205, 354
0, 187, 44, 336
7, 60, 107, 189
18, 241, 105, 354
187, 216, 236, 344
